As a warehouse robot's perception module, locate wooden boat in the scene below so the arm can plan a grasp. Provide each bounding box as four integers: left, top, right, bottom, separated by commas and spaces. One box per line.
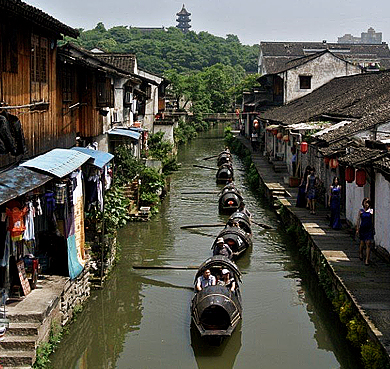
218, 185, 242, 214
216, 163, 234, 184
212, 225, 252, 258
226, 211, 252, 235
217, 151, 232, 167
191, 256, 242, 340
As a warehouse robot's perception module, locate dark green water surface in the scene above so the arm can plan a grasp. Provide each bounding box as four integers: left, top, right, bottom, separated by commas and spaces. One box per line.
50, 125, 361, 369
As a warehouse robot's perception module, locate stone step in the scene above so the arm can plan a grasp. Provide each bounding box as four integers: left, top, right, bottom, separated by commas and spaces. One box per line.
6, 313, 43, 324
0, 350, 35, 367
7, 323, 39, 336
3, 366, 32, 369
0, 335, 36, 351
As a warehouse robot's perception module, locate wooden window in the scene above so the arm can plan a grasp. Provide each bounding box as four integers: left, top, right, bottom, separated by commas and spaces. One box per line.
62, 65, 73, 102
1, 20, 18, 73
97, 76, 114, 108
31, 35, 48, 83
299, 75, 312, 89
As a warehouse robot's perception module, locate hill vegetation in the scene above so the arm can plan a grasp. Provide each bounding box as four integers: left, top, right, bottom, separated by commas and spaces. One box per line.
64, 23, 259, 74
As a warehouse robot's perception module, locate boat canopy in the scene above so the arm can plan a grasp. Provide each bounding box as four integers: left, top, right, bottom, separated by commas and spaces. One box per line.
194, 256, 242, 282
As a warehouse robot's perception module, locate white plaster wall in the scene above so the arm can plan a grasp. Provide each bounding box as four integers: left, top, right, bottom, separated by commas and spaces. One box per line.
284, 53, 361, 103
143, 85, 158, 132
153, 124, 174, 145
345, 182, 366, 225
374, 172, 390, 252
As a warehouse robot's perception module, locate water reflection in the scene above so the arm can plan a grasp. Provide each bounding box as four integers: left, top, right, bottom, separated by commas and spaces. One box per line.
190, 322, 242, 369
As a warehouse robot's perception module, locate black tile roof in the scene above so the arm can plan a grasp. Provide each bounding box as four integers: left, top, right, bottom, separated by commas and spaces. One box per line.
373, 155, 390, 172
0, 0, 79, 38
338, 147, 386, 167
262, 70, 390, 142
259, 41, 390, 74
93, 54, 136, 74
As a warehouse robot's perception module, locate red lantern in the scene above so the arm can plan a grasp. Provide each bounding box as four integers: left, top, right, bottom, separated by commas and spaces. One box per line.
272, 129, 278, 136
300, 141, 308, 154
253, 119, 259, 129
277, 132, 283, 140
330, 158, 339, 169
324, 157, 330, 166
356, 169, 366, 187
283, 135, 289, 142
345, 166, 355, 183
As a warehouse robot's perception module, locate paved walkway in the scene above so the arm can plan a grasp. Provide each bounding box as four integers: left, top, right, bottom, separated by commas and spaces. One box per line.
237, 136, 390, 358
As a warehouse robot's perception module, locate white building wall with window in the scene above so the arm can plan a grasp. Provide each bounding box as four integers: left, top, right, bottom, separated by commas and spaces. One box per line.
279, 52, 361, 104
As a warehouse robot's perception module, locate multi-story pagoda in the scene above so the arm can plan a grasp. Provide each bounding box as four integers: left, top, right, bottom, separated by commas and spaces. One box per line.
176, 4, 191, 33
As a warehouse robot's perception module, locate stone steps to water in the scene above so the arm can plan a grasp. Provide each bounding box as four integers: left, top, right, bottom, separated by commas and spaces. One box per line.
0, 350, 35, 367
0, 335, 36, 351
7, 323, 39, 336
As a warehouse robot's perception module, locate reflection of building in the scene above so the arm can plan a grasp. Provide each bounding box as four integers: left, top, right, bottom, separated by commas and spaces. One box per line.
338, 27, 382, 44
176, 4, 191, 33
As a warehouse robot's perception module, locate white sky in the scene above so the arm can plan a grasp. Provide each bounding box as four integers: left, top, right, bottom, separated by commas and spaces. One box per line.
28, 0, 390, 46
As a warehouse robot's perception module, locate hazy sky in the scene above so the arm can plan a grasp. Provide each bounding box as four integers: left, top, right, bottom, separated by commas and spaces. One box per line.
28, 0, 390, 45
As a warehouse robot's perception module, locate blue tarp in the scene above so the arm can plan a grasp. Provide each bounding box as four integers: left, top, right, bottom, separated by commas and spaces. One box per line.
67, 235, 84, 280
0, 166, 53, 206
70, 147, 114, 168
108, 128, 141, 140
20, 148, 91, 178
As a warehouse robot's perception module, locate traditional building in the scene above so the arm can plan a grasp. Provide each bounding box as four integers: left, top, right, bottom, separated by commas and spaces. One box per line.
258, 41, 390, 75
176, 4, 191, 33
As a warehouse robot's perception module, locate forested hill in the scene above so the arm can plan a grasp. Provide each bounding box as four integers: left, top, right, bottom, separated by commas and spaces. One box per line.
64, 23, 259, 74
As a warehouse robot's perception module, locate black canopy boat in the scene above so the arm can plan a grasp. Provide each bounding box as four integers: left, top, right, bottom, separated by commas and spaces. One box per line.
217, 151, 232, 167
218, 185, 242, 214
226, 211, 252, 235
191, 256, 242, 341
216, 163, 234, 184
212, 225, 252, 258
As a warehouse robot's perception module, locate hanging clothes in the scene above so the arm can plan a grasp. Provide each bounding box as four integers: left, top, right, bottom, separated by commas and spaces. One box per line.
0, 112, 27, 156
55, 183, 67, 205
23, 201, 35, 241
6, 206, 28, 241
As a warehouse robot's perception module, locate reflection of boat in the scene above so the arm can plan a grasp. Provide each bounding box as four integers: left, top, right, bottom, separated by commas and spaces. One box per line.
191, 321, 242, 368
191, 256, 242, 342
227, 211, 252, 235
217, 151, 232, 167
212, 226, 252, 258
218, 185, 242, 214
216, 163, 234, 184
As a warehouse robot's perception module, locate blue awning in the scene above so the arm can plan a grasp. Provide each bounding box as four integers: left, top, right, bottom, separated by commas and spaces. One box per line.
70, 147, 114, 168
0, 166, 53, 206
108, 128, 141, 140
20, 148, 91, 178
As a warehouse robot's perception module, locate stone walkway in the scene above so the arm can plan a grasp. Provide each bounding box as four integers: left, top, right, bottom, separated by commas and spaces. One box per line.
237, 136, 390, 358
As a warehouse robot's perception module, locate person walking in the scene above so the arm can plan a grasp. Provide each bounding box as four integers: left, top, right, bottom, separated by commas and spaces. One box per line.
251, 131, 258, 151
329, 177, 342, 229
296, 166, 311, 208
356, 198, 374, 266
305, 168, 317, 214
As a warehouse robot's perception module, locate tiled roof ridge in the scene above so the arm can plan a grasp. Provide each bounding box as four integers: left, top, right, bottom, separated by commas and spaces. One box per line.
0, 0, 79, 38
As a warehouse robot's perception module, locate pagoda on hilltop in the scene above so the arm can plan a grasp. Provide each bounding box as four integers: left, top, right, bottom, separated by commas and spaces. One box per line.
176, 4, 191, 33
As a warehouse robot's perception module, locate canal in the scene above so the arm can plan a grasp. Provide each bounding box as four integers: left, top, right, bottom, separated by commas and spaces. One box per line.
50, 125, 361, 369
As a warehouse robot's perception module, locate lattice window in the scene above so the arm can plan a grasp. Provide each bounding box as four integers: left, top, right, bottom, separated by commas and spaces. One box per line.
31, 35, 48, 83
62, 64, 73, 102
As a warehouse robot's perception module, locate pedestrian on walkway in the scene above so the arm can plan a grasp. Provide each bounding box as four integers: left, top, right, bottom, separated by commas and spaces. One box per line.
329, 177, 342, 229
296, 166, 311, 208
305, 167, 317, 214
356, 198, 374, 266
251, 131, 258, 151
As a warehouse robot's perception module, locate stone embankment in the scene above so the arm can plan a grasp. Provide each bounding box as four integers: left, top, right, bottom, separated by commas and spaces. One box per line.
1, 269, 90, 368
236, 135, 390, 365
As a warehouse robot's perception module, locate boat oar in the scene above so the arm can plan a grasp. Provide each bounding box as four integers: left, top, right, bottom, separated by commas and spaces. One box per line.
252, 220, 273, 229
202, 154, 219, 160
181, 191, 219, 195
193, 164, 218, 170
136, 276, 194, 291
133, 265, 199, 270
181, 223, 225, 229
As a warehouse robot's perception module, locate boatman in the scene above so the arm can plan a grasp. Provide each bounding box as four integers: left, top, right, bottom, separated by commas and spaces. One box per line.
213, 237, 233, 259
196, 269, 216, 291
238, 202, 252, 221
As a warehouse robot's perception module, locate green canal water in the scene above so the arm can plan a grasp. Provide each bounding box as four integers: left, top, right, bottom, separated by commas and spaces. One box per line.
50, 125, 361, 369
